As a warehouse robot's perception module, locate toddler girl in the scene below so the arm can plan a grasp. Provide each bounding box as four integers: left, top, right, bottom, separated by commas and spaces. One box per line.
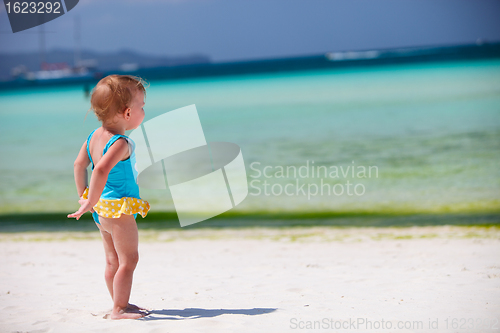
68, 74, 151, 319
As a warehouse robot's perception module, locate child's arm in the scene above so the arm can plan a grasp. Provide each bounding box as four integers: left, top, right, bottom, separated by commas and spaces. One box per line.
68, 138, 129, 220
73, 141, 91, 198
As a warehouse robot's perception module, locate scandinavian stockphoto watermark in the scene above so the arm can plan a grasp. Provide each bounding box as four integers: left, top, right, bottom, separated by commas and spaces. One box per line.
129, 104, 248, 227
249, 160, 378, 199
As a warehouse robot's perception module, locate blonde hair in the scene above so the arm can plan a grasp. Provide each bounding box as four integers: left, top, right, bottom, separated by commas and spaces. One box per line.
88, 75, 148, 122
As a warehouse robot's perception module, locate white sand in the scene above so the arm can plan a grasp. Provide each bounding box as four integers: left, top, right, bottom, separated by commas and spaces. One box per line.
1, 226, 499, 333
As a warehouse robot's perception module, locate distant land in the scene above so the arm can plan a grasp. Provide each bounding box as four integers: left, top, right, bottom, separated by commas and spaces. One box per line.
0, 48, 211, 81
0, 42, 499, 90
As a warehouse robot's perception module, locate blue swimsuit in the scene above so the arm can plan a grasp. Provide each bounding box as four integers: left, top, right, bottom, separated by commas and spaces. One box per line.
84, 128, 150, 224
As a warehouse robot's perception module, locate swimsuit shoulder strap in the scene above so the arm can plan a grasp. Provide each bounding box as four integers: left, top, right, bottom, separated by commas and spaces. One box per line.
86, 128, 98, 169
103, 134, 129, 155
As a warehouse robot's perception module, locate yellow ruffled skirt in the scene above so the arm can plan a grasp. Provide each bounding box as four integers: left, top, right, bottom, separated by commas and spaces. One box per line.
82, 188, 150, 219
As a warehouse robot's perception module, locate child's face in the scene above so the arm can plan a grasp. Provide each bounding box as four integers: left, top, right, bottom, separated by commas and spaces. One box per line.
126, 90, 145, 130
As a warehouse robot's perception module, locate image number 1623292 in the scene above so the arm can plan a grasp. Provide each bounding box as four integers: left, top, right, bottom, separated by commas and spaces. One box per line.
3, 0, 79, 33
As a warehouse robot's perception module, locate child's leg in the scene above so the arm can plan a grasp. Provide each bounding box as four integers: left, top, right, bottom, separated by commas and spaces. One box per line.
96, 221, 146, 313
96, 223, 119, 300
98, 214, 144, 319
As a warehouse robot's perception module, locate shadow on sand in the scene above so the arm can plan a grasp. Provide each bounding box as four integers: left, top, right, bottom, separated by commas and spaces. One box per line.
139, 307, 277, 321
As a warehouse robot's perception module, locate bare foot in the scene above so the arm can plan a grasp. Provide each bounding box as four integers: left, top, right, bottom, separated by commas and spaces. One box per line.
109, 309, 147, 320
106, 303, 148, 313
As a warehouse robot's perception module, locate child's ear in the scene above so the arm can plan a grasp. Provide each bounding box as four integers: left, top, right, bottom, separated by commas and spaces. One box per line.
124, 108, 131, 120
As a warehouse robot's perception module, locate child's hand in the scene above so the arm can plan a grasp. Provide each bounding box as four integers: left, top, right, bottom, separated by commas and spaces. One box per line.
78, 197, 95, 213
67, 199, 94, 220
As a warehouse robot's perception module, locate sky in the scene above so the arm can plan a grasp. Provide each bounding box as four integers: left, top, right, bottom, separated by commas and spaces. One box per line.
1, 0, 500, 63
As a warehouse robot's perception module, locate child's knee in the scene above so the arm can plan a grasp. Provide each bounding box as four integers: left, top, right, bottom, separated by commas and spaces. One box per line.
120, 252, 139, 269
105, 255, 119, 270
130, 251, 139, 264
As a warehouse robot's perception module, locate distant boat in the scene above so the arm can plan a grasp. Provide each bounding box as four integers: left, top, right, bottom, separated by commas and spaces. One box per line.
9, 59, 99, 85
9, 16, 100, 85
120, 63, 139, 72
26, 61, 90, 80
325, 50, 380, 61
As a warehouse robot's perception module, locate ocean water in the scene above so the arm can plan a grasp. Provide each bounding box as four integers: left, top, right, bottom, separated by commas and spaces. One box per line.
0, 59, 499, 214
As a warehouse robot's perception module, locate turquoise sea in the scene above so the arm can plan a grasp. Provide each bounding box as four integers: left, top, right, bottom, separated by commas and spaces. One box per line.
0, 59, 499, 217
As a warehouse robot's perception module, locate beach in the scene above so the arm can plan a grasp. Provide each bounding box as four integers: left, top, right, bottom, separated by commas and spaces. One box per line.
1, 57, 499, 333
1, 225, 499, 333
